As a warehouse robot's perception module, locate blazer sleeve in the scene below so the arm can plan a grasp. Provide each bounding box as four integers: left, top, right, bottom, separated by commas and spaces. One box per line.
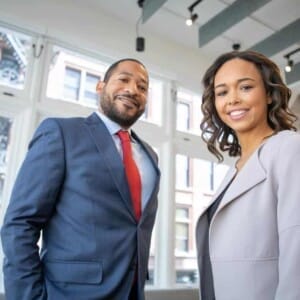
0, 119, 65, 300
275, 133, 300, 299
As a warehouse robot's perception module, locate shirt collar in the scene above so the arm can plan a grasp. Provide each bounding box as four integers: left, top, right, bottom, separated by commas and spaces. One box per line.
95, 110, 132, 136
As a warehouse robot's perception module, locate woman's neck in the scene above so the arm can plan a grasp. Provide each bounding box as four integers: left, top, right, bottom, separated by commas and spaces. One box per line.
236, 129, 275, 171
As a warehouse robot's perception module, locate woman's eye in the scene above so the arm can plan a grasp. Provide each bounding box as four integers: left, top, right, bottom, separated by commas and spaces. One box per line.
215, 90, 227, 97
241, 85, 253, 91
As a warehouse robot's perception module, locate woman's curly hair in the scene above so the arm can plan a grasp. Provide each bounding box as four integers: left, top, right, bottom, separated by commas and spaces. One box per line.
200, 50, 297, 162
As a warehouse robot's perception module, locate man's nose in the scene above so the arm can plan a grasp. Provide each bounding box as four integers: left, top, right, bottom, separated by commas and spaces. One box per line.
124, 81, 138, 94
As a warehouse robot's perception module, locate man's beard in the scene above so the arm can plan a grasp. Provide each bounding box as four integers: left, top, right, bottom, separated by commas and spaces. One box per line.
99, 93, 145, 128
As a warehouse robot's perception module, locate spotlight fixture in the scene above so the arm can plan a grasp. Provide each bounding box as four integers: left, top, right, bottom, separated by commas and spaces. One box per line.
186, 13, 198, 26
285, 58, 293, 73
283, 47, 300, 73
186, 0, 202, 26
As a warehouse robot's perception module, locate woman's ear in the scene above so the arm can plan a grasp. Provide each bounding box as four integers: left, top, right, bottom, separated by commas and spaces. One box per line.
96, 81, 105, 94
267, 95, 272, 104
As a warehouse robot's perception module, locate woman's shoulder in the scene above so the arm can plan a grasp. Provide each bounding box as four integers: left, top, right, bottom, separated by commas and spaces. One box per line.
262, 130, 300, 157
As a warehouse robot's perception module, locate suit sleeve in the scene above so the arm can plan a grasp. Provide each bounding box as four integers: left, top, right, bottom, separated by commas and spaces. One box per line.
0, 119, 65, 300
275, 134, 300, 299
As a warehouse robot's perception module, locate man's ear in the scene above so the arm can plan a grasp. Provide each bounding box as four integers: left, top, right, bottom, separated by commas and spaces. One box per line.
96, 81, 105, 94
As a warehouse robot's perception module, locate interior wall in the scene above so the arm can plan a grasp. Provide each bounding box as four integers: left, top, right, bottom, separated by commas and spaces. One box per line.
0, 0, 211, 93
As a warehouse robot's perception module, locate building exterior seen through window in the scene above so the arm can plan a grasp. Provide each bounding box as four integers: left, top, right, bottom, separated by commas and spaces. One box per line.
175, 155, 229, 285
176, 89, 202, 135
0, 116, 12, 203
47, 46, 107, 108
0, 26, 32, 90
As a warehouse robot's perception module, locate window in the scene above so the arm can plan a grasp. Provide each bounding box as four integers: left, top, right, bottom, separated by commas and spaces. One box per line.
176, 154, 191, 189
84, 73, 100, 104
140, 77, 163, 125
0, 26, 32, 90
176, 88, 202, 135
177, 102, 190, 131
174, 155, 230, 285
64, 67, 81, 100
46, 45, 107, 107
0, 116, 12, 202
175, 207, 190, 252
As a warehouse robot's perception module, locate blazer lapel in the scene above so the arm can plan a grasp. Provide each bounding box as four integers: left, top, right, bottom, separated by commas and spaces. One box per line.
198, 166, 237, 219
84, 113, 136, 220
216, 148, 267, 213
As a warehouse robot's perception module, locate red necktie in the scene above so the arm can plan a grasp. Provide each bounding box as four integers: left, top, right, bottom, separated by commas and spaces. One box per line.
117, 130, 142, 220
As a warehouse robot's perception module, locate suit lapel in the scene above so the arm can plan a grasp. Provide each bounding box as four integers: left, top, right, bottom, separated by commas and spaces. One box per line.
84, 113, 136, 220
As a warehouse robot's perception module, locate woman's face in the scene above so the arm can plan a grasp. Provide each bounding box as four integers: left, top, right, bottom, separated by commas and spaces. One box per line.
214, 58, 272, 137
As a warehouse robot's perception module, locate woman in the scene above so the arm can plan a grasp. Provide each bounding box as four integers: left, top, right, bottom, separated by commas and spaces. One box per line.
196, 50, 300, 300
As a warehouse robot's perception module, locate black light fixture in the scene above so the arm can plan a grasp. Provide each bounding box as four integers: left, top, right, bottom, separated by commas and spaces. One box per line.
285, 58, 293, 73
284, 47, 300, 73
136, 0, 145, 52
186, 0, 202, 26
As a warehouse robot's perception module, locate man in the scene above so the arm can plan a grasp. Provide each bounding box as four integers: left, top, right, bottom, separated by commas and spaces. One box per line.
1, 58, 160, 300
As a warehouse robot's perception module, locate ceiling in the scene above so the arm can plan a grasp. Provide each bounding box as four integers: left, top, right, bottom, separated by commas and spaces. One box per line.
86, 0, 300, 109
84, 0, 299, 66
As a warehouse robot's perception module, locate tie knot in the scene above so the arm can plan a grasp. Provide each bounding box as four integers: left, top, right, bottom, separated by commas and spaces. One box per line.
117, 130, 131, 142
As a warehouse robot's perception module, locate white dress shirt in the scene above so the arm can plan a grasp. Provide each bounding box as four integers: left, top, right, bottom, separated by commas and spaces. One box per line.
96, 111, 156, 210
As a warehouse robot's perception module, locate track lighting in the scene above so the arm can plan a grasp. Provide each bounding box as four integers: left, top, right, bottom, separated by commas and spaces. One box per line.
283, 47, 300, 73
186, 13, 198, 26
285, 59, 293, 73
186, 0, 202, 26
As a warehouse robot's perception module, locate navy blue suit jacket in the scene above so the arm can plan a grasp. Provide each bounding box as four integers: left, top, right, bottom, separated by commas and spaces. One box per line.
1, 113, 160, 300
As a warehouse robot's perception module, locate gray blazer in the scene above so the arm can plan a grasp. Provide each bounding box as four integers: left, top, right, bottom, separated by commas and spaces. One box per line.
196, 130, 300, 300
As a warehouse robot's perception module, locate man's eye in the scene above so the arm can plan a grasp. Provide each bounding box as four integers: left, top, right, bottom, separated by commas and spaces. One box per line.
139, 85, 147, 92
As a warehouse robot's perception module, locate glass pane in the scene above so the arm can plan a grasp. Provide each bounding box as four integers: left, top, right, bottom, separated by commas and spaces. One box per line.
46, 45, 108, 107
0, 26, 32, 90
84, 73, 100, 106
176, 89, 202, 135
140, 77, 163, 126
0, 115, 13, 202
64, 67, 81, 100
175, 156, 230, 286
177, 102, 190, 131
176, 207, 189, 219
176, 154, 191, 188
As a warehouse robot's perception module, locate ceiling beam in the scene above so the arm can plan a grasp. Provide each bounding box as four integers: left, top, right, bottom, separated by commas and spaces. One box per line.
198, 0, 271, 47
142, 0, 168, 24
286, 62, 300, 86
249, 19, 300, 56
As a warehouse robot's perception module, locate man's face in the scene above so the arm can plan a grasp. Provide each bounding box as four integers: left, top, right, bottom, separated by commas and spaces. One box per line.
97, 61, 149, 128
